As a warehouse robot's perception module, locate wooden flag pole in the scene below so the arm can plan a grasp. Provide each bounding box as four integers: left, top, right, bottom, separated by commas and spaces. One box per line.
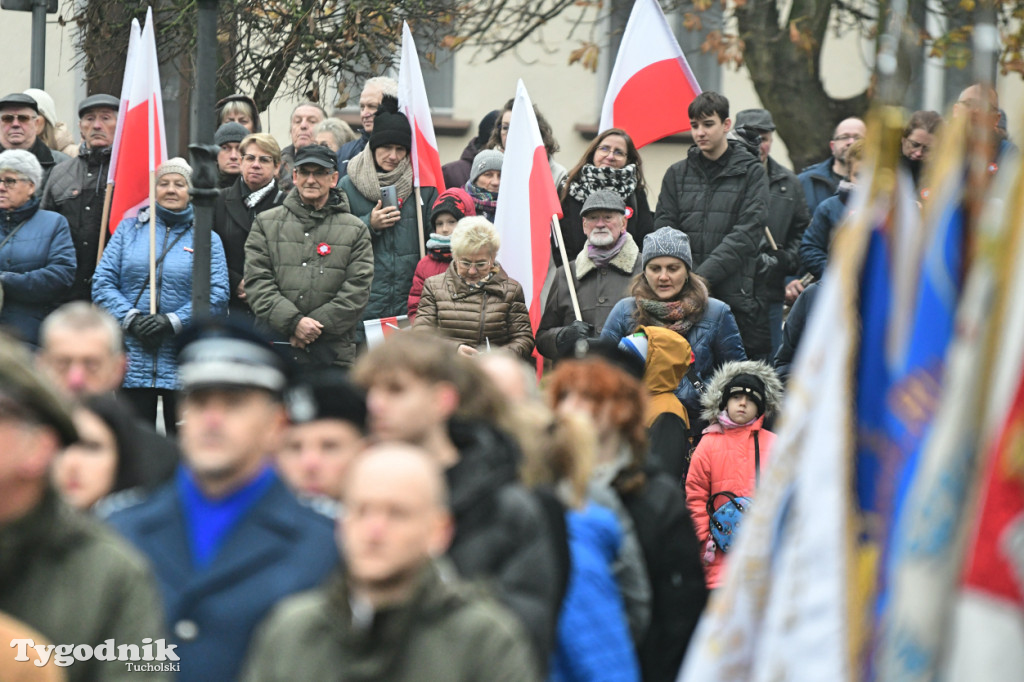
148, 171, 157, 314
96, 182, 114, 267
415, 186, 426, 258
764, 225, 779, 250
550, 215, 582, 321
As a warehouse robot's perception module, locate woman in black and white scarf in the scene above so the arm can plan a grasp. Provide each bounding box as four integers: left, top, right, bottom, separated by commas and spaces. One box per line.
553, 128, 654, 266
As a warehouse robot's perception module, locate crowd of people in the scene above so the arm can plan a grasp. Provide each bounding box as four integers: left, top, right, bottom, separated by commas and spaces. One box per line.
0, 76, 1015, 682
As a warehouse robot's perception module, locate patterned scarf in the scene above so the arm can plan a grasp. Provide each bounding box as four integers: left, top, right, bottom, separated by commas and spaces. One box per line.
347, 145, 414, 205
464, 181, 498, 221
636, 298, 701, 334
244, 181, 276, 208
425, 233, 452, 262
567, 163, 638, 203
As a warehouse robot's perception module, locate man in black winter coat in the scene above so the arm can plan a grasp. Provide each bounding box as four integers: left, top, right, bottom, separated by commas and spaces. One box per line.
353, 332, 560, 672
734, 109, 811, 358
41, 94, 119, 302
654, 91, 770, 359
214, 133, 285, 318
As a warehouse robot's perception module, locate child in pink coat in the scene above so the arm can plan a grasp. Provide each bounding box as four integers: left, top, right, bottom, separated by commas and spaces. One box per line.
407, 187, 476, 319
685, 359, 783, 588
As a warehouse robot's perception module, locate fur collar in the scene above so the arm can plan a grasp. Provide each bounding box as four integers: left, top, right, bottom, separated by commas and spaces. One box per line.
574, 234, 639, 279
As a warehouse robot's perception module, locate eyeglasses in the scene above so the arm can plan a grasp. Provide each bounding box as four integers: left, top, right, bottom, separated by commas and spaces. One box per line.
243, 154, 274, 165
457, 259, 491, 271
0, 177, 26, 188
833, 134, 863, 143
596, 145, 627, 159
904, 139, 930, 154
295, 167, 333, 178
0, 114, 35, 125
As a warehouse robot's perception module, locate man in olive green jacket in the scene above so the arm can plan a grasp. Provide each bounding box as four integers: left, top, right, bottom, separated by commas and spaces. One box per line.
0, 336, 169, 682
241, 443, 540, 682
245, 144, 374, 369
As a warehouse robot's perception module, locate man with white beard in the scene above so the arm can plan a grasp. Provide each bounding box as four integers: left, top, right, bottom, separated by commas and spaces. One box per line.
537, 190, 642, 360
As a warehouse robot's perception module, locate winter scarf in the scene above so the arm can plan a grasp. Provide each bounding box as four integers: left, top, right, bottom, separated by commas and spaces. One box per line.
636, 297, 702, 334
0, 195, 41, 230
425, 233, 452, 262
567, 163, 638, 204
464, 181, 498, 221
347, 145, 414, 205
244, 180, 277, 208
716, 410, 747, 429
586, 231, 629, 268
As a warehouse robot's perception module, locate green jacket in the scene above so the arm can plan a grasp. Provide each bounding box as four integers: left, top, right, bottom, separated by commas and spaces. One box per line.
338, 176, 436, 324
0, 490, 169, 682
245, 189, 374, 367
241, 561, 540, 682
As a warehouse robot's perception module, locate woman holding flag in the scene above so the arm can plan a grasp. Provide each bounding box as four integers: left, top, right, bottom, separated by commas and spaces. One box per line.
92, 158, 229, 434
554, 128, 654, 266
340, 102, 436, 327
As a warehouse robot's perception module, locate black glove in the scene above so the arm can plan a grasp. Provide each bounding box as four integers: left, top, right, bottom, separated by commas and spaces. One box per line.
555, 320, 595, 357
135, 314, 174, 351
127, 315, 146, 339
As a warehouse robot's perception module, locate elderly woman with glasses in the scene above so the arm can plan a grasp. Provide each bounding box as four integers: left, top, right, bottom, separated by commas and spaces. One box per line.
553, 128, 653, 266
413, 217, 534, 360
0, 149, 75, 346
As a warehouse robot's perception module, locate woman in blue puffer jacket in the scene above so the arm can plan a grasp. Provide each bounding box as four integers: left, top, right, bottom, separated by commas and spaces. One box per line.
93, 158, 229, 433
601, 227, 746, 439
0, 150, 75, 346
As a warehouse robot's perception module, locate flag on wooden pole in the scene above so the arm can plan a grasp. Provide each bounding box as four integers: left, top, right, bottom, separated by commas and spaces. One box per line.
493, 80, 562, 338
598, 0, 701, 148
398, 22, 445, 192
107, 7, 166, 233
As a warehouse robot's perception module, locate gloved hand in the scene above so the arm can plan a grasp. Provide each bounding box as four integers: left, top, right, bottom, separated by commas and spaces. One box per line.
756, 251, 780, 277
554, 320, 595, 357
135, 314, 174, 351
127, 315, 146, 339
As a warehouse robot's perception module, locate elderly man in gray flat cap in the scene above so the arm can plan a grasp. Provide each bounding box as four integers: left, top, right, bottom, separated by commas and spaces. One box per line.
41, 94, 121, 302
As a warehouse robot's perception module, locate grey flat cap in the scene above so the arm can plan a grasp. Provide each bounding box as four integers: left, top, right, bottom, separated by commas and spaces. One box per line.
735, 109, 776, 132
78, 94, 120, 118
0, 92, 39, 112
581, 189, 627, 216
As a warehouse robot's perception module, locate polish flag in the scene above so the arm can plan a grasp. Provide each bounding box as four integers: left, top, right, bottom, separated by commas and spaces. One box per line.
108, 7, 166, 233
398, 22, 445, 191
493, 80, 562, 338
598, 0, 701, 148
363, 315, 411, 349
106, 19, 140, 187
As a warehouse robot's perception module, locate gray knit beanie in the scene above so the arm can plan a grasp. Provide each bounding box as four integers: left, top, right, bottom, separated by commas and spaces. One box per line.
469, 149, 503, 186
642, 226, 693, 271
156, 157, 193, 189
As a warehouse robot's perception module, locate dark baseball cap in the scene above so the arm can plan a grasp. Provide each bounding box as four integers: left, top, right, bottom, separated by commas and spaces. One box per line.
734, 109, 776, 133
581, 189, 627, 216
0, 93, 39, 113
293, 144, 337, 169
78, 94, 120, 118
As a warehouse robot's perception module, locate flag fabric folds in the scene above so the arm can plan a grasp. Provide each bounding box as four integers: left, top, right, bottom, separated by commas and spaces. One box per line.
108, 7, 166, 233
493, 80, 562, 338
398, 22, 445, 192
106, 19, 141, 187
363, 315, 411, 349
598, 0, 701, 147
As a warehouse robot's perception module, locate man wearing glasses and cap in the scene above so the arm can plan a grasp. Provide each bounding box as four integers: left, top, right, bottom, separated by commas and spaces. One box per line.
106, 320, 339, 682
0, 92, 71, 194
42, 94, 121, 302
245, 143, 374, 369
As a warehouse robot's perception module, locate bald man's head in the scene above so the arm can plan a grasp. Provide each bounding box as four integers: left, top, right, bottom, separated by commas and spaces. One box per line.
342, 443, 452, 593
954, 84, 1000, 130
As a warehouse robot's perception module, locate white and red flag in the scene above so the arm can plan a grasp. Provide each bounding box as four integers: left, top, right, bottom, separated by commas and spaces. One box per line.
108, 7, 166, 233
106, 19, 140, 189
398, 22, 445, 191
493, 80, 562, 340
599, 0, 701, 148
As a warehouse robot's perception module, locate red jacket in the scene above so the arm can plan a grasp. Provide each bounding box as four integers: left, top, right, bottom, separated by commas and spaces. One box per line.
685, 414, 775, 587
407, 254, 450, 319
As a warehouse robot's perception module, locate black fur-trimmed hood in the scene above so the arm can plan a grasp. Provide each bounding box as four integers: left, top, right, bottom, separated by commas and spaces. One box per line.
700, 359, 784, 424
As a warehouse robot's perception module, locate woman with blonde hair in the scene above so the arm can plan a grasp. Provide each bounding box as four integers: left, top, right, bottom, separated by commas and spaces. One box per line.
413, 216, 534, 359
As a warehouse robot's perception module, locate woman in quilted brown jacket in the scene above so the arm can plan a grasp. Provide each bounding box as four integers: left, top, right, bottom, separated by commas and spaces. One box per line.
413, 217, 534, 360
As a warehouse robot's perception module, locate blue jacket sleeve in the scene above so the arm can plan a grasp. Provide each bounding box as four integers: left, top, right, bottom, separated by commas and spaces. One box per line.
713, 303, 748, 365
1, 215, 75, 301
167, 232, 231, 331
91, 223, 137, 322
800, 200, 836, 280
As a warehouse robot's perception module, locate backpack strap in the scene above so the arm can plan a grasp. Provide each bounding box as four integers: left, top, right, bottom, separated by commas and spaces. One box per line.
754, 431, 761, 486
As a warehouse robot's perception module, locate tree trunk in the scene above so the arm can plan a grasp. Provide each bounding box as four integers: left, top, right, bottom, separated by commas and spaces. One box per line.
735, 0, 869, 172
